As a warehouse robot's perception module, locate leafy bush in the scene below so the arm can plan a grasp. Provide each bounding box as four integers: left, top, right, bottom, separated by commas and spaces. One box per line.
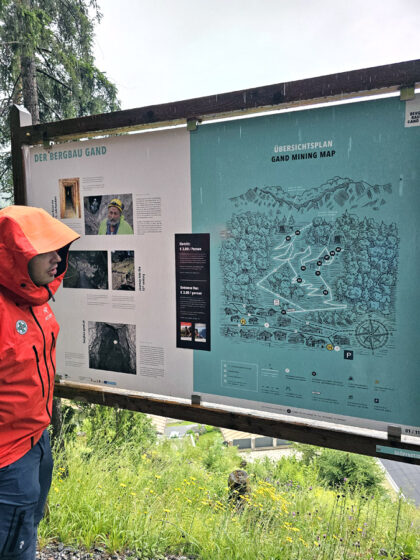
292, 443, 385, 493
59, 401, 157, 458
292, 442, 319, 465
246, 454, 318, 489
316, 448, 384, 492
83, 405, 156, 448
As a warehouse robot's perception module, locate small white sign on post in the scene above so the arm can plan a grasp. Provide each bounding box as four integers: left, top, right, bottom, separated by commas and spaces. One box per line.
405, 94, 420, 127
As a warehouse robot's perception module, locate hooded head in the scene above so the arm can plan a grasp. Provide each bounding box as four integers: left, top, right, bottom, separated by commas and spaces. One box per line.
0, 205, 80, 305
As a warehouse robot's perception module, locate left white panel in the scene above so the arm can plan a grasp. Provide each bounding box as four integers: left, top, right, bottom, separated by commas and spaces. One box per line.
26, 128, 194, 399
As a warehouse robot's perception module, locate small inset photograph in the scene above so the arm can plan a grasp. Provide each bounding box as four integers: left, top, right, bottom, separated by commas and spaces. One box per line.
59, 178, 81, 219
180, 322, 192, 341
194, 323, 207, 343
111, 250, 135, 290
88, 321, 136, 375
63, 251, 108, 289
84, 194, 134, 235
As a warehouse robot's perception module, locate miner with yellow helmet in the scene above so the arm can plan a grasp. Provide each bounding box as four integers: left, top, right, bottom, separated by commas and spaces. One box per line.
98, 198, 134, 235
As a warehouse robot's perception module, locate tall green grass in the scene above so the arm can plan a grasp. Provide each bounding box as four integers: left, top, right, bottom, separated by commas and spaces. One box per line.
40, 420, 420, 560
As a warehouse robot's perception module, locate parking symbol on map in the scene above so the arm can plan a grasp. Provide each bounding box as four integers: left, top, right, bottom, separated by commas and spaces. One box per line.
344, 350, 354, 360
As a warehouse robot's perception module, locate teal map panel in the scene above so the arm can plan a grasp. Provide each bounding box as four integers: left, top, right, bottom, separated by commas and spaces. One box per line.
190, 96, 420, 432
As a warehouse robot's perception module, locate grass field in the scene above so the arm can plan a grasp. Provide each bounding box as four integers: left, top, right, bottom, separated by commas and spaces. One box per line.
39, 412, 420, 560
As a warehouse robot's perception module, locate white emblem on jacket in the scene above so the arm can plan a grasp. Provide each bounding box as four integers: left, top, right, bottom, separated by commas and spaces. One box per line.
16, 320, 28, 335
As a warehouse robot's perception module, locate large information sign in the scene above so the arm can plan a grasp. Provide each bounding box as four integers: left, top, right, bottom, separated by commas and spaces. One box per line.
26, 95, 420, 434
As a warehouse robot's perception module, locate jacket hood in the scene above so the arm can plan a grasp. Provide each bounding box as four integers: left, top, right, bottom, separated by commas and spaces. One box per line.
0, 205, 80, 305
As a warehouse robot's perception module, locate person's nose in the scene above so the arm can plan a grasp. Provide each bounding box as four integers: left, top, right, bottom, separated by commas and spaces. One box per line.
51, 251, 61, 263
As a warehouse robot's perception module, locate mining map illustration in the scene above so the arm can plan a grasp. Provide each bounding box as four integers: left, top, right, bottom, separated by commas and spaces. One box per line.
219, 177, 398, 356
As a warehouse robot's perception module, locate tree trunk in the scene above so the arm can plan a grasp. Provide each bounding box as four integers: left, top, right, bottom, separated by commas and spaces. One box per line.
18, 0, 39, 124
20, 54, 40, 124
18, 1, 62, 444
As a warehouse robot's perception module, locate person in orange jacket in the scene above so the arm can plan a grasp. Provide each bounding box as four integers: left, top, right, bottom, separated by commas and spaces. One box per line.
0, 206, 79, 560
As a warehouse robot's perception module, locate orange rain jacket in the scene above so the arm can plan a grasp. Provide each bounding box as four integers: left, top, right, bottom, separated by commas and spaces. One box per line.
0, 206, 79, 468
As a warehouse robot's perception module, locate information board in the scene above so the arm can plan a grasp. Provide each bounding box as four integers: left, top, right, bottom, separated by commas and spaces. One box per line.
26, 95, 420, 434
26, 129, 194, 398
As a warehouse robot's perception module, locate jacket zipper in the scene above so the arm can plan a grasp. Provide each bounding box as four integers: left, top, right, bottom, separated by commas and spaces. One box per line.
32, 346, 45, 397
50, 332, 56, 377
30, 307, 52, 420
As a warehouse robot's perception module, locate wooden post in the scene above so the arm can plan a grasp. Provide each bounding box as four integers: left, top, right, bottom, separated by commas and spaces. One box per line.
10, 104, 32, 205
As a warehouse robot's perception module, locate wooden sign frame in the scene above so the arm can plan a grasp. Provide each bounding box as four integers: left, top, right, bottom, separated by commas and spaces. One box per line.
10, 59, 420, 464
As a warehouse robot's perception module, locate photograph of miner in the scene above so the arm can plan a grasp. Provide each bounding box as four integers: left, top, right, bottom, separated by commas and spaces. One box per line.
111, 250, 135, 290
63, 250, 108, 289
59, 177, 81, 219
84, 194, 134, 235
88, 321, 136, 375
180, 322, 192, 341
194, 323, 207, 342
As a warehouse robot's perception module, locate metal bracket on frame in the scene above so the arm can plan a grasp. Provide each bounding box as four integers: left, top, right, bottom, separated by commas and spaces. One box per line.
387, 425, 402, 442
400, 85, 415, 101
187, 118, 201, 132
191, 394, 201, 405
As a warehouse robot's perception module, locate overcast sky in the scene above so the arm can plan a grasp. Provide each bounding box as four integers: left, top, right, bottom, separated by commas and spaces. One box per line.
93, 1, 420, 111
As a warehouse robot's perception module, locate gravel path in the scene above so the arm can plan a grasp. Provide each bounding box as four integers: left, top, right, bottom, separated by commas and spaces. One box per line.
38, 543, 196, 560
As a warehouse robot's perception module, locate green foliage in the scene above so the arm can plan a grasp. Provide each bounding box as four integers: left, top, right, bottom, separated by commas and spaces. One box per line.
292, 442, 320, 465
57, 402, 157, 464
316, 448, 385, 492
40, 434, 420, 560
292, 443, 385, 493
0, 0, 120, 203
199, 435, 233, 471
247, 454, 318, 489
83, 405, 157, 449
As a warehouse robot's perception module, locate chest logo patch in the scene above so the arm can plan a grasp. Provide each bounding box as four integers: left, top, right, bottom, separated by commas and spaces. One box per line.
16, 320, 28, 335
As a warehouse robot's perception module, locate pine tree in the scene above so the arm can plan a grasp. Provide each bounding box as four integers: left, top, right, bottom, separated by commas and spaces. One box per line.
0, 0, 120, 202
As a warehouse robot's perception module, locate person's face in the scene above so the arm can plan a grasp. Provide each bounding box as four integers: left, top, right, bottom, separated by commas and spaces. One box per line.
108, 206, 121, 225
28, 251, 62, 286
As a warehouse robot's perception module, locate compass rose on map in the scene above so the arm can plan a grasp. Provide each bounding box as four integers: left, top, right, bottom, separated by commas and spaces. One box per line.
355, 319, 389, 350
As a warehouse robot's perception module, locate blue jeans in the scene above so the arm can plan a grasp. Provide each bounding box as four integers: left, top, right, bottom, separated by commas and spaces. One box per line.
0, 431, 53, 560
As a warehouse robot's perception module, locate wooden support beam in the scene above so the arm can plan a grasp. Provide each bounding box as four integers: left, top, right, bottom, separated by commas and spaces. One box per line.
18, 59, 420, 145
55, 382, 420, 465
